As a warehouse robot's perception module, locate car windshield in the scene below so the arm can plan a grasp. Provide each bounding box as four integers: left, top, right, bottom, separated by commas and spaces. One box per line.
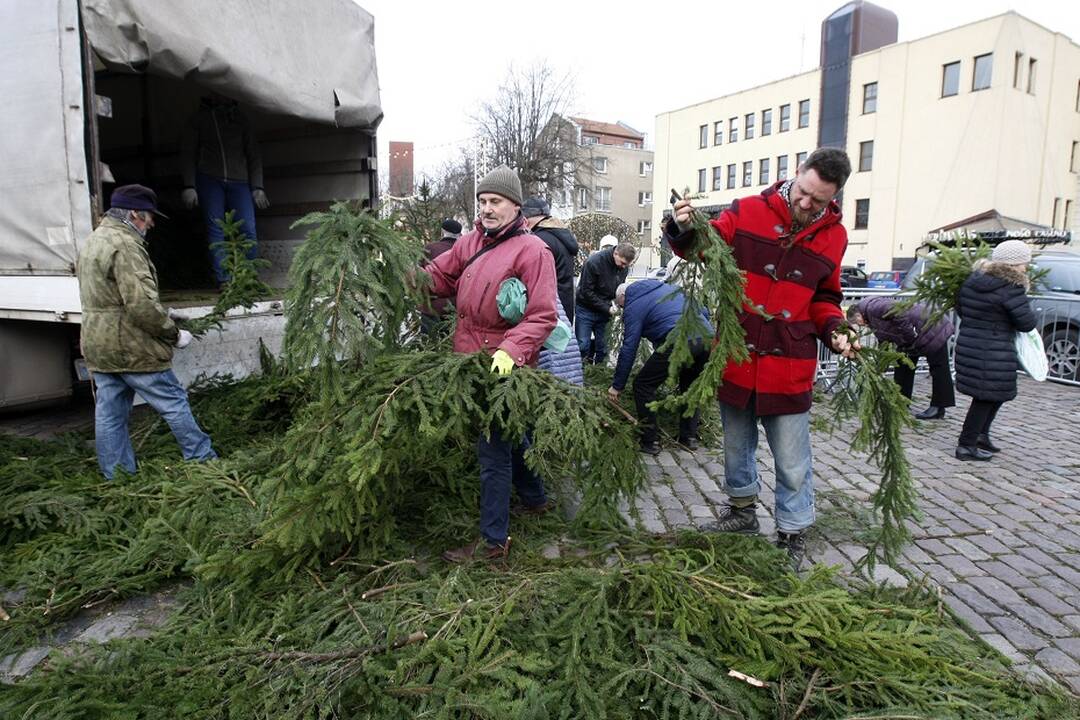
869, 272, 895, 280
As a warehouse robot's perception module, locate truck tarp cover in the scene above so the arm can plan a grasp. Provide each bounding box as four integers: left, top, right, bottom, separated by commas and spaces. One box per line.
0, 0, 380, 277
83, 0, 382, 128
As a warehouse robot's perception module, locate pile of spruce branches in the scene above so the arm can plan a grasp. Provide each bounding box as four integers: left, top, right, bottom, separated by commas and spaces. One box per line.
2, 204, 1077, 718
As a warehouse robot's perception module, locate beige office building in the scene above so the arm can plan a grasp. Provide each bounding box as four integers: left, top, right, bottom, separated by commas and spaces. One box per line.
652, 3, 1080, 272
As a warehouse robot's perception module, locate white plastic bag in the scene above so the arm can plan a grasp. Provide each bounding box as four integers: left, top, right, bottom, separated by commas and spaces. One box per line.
1015, 329, 1048, 381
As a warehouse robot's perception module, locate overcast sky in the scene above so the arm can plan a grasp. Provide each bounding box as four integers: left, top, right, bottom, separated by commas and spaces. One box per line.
356, 0, 1078, 180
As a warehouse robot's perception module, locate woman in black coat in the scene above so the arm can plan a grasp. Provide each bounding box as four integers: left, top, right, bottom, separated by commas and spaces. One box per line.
953, 240, 1037, 461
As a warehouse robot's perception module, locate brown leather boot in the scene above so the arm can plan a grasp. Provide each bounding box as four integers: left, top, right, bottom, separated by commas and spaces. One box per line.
442, 537, 511, 563
511, 500, 556, 517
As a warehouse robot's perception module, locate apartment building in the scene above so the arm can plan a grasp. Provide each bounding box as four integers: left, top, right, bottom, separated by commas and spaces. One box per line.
550, 118, 656, 245
653, 2, 1080, 271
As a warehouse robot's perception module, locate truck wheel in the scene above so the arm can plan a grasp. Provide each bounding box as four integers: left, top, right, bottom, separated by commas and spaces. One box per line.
1044, 327, 1079, 380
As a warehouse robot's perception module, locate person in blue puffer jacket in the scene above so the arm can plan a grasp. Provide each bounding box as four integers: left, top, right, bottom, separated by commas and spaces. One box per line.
537, 295, 584, 385
608, 279, 712, 454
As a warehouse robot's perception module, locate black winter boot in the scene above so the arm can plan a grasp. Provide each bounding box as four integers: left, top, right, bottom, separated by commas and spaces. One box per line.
976, 434, 1001, 453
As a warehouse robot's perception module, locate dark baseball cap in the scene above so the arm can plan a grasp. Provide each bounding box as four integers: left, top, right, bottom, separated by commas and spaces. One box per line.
110, 184, 169, 219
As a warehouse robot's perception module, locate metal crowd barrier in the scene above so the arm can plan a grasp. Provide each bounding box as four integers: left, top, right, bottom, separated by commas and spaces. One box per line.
816, 289, 1080, 387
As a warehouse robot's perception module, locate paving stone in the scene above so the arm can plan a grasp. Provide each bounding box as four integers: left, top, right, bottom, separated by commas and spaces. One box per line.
979, 560, 1038, 590
1053, 637, 1080, 663
1017, 586, 1076, 616
937, 554, 986, 578
0, 647, 50, 681
75, 612, 139, 644
1063, 675, 1080, 695
998, 553, 1055, 579
948, 582, 1007, 616
987, 615, 1049, 651
943, 537, 991, 561
980, 632, 1026, 663
943, 594, 994, 633
967, 576, 1025, 606
1034, 647, 1080, 675
1004, 602, 1073, 639
965, 533, 1012, 557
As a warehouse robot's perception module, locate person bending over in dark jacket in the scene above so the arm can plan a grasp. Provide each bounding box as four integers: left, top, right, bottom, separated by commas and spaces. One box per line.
846, 297, 955, 419
608, 279, 712, 454
952, 240, 1037, 461
575, 242, 635, 364
521, 197, 579, 323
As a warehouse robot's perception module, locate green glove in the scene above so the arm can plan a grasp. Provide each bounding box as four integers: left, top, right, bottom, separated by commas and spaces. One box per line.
490, 349, 515, 376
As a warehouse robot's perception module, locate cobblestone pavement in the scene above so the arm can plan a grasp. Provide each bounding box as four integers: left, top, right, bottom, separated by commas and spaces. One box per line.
625, 374, 1080, 695
3, 376, 1079, 695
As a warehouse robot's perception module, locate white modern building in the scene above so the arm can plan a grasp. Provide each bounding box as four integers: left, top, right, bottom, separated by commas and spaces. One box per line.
652, 2, 1080, 272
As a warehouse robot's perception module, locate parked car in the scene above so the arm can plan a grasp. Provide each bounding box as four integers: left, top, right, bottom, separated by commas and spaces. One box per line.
839, 266, 869, 288
903, 249, 1080, 381
867, 270, 903, 289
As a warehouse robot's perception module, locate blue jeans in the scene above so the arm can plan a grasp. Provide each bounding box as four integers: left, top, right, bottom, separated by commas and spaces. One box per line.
574, 305, 609, 364
195, 172, 258, 283
477, 428, 547, 546
719, 401, 815, 532
93, 370, 217, 480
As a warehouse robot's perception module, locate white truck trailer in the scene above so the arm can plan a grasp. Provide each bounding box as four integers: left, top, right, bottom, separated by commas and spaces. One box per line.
0, 0, 382, 409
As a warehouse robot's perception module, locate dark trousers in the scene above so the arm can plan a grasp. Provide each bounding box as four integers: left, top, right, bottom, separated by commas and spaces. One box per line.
633, 340, 709, 445
477, 428, 547, 546
958, 399, 1003, 447
894, 345, 955, 408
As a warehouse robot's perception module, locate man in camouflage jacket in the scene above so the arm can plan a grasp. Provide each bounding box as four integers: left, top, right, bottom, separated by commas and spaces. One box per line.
78, 185, 216, 479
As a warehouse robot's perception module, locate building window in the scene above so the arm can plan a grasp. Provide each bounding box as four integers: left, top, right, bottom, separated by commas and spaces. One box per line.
729, 117, 738, 143
637, 190, 653, 206
1076, 79, 1080, 112
1013, 52, 1023, 89
699, 125, 708, 149
798, 99, 810, 128
697, 169, 706, 193
796, 151, 808, 169
712, 166, 723, 191
858, 141, 874, 172
761, 109, 772, 136
745, 112, 755, 140
1027, 58, 1037, 94
1052, 197, 1061, 227
639, 161, 653, 176
637, 219, 652, 235
1065, 200, 1074, 230
726, 164, 736, 189
742, 161, 752, 187
577, 187, 588, 210
854, 199, 870, 229
714, 121, 723, 145
583, 135, 598, 145
942, 61, 960, 97
779, 104, 791, 132
595, 186, 611, 212
863, 82, 877, 114
759, 158, 770, 185
972, 53, 992, 91
592, 157, 607, 174
1071, 141, 1078, 172
777, 154, 789, 181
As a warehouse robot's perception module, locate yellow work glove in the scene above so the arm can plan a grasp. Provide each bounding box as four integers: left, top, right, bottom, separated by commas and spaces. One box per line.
490, 349, 515, 376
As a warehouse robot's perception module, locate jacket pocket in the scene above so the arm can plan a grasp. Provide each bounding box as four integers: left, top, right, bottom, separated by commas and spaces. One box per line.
781, 321, 819, 359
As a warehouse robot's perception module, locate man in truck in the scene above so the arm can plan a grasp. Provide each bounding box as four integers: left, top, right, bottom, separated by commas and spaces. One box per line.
77, 184, 218, 479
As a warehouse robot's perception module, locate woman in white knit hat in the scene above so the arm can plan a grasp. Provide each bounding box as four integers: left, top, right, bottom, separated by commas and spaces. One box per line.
952, 239, 1038, 461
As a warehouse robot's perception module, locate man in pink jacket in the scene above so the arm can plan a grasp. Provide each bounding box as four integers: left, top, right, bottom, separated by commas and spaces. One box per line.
425, 165, 558, 562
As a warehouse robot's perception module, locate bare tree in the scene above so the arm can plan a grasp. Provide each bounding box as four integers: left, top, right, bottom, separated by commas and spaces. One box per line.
432, 155, 475, 225
472, 62, 586, 200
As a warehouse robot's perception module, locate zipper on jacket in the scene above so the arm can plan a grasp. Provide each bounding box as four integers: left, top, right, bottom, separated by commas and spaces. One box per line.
211, 111, 228, 181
